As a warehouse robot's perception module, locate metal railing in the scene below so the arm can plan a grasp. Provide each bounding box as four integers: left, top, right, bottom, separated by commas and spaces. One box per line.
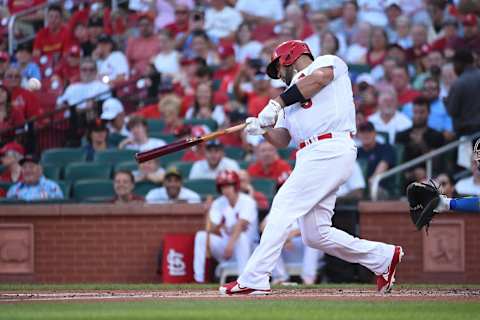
370, 132, 480, 200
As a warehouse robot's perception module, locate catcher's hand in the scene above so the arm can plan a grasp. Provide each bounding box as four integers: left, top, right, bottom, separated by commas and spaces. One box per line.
406, 182, 441, 231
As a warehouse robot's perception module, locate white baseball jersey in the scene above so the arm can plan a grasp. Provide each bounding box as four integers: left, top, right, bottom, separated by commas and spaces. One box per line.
209, 193, 258, 242
275, 55, 356, 146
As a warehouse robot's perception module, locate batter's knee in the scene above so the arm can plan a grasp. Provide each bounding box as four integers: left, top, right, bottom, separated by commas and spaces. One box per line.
301, 225, 331, 248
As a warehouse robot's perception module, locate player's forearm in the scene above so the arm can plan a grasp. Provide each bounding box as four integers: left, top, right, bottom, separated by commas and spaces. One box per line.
227, 219, 249, 247
263, 128, 291, 148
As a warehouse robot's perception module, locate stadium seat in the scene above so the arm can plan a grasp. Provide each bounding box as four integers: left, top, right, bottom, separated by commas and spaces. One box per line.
94, 149, 137, 164
183, 119, 218, 131
64, 162, 112, 181
134, 181, 159, 196
224, 146, 245, 160
114, 161, 138, 173
238, 160, 250, 169
54, 180, 71, 199
73, 179, 114, 202
251, 178, 277, 198
170, 162, 193, 178
108, 133, 126, 147
41, 148, 86, 167
42, 164, 61, 180
278, 147, 296, 160
184, 179, 218, 198
150, 132, 177, 143
146, 119, 165, 132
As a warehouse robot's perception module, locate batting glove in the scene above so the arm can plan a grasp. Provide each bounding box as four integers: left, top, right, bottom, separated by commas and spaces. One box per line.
258, 99, 282, 127
245, 117, 266, 135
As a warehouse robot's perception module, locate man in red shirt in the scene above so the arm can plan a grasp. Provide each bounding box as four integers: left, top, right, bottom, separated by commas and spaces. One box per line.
33, 4, 69, 62
0, 51, 10, 81
213, 44, 240, 102
234, 65, 272, 117
247, 140, 292, 186
54, 45, 81, 86
165, 3, 191, 38
390, 65, 420, 109
126, 13, 161, 76
3, 66, 41, 121
0, 141, 24, 183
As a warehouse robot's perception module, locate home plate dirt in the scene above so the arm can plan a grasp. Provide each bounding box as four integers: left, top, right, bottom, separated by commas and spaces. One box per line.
1, 288, 479, 303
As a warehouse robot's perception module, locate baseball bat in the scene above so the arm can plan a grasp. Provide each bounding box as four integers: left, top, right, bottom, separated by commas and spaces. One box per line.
135, 122, 247, 163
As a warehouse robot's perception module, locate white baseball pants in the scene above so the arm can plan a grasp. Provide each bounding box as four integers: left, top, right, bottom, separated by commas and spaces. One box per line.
238, 136, 395, 290
193, 231, 252, 283
272, 236, 324, 283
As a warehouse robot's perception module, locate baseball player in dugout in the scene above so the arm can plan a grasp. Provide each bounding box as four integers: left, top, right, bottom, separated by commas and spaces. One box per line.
193, 170, 258, 283
220, 40, 404, 295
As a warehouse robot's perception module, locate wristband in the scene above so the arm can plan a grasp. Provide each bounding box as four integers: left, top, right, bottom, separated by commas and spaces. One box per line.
279, 84, 308, 106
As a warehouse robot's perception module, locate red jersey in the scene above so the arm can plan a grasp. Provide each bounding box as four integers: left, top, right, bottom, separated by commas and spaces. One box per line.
246, 92, 270, 117
247, 159, 292, 185
135, 103, 161, 119
0, 169, 23, 183
11, 87, 41, 120
182, 149, 206, 162
33, 25, 70, 58
213, 64, 240, 98
0, 107, 26, 131
397, 88, 420, 107
54, 59, 80, 85
8, 0, 45, 14
165, 22, 189, 37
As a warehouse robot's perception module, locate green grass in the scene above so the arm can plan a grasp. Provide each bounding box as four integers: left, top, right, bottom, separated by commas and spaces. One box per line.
0, 300, 478, 320
1, 283, 479, 292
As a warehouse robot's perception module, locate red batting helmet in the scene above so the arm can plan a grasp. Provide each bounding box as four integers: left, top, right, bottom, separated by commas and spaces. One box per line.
216, 170, 240, 193
266, 40, 313, 79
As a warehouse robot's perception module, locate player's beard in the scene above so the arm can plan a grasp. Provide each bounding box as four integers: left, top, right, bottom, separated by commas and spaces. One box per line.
283, 66, 295, 86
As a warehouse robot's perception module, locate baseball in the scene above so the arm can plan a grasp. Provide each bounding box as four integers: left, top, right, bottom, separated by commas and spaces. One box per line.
27, 78, 42, 91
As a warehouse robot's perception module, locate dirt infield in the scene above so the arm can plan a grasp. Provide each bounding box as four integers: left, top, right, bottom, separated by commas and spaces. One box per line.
1, 287, 479, 303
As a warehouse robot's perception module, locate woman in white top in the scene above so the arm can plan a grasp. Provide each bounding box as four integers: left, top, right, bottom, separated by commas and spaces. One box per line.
152, 30, 180, 76
185, 82, 225, 127
234, 22, 263, 63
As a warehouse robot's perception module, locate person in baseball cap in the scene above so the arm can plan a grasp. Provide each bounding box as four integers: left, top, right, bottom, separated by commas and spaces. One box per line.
101, 98, 129, 137
145, 166, 201, 204
189, 139, 240, 179
0, 141, 25, 183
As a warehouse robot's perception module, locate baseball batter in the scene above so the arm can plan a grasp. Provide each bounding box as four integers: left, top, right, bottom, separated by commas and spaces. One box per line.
220, 40, 404, 295
193, 170, 258, 283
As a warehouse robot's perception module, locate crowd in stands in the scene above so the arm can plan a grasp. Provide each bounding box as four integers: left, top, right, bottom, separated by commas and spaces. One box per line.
0, 0, 479, 203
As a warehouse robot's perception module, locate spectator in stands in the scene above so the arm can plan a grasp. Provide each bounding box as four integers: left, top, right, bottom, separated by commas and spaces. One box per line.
392, 15, 412, 49
193, 170, 258, 283
336, 161, 366, 200
384, 1, 402, 41
330, 1, 360, 45
145, 166, 200, 203
305, 11, 341, 58
93, 34, 129, 86
455, 156, 480, 196
320, 31, 341, 56
368, 90, 412, 144
435, 173, 456, 198
235, 0, 283, 24
445, 49, 480, 137
101, 97, 129, 137
84, 120, 112, 161
159, 94, 186, 135
86, 16, 104, 56
453, 14, 480, 56
189, 140, 240, 179
0, 141, 24, 183
390, 65, 421, 109
53, 45, 82, 87
344, 21, 371, 64
406, 23, 429, 65
66, 22, 91, 56
284, 4, 313, 40
413, 47, 444, 89
366, 27, 389, 68
0, 51, 9, 81
214, 45, 241, 100
155, 0, 194, 32
33, 4, 69, 61
165, 3, 191, 39
234, 23, 262, 63
440, 62, 456, 98
204, 0, 243, 40
357, 0, 388, 27
396, 96, 445, 182
3, 66, 41, 121
402, 77, 454, 140
152, 30, 180, 77
0, 85, 25, 130
237, 169, 269, 211
187, 30, 218, 66
56, 58, 110, 110
354, 74, 378, 117
357, 122, 396, 195
247, 140, 291, 187
185, 82, 225, 127
119, 115, 166, 152
126, 13, 161, 76
132, 159, 165, 184
7, 154, 63, 201
13, 43, 41, 88
234, 66, 271, 117
111, 170, 144, 204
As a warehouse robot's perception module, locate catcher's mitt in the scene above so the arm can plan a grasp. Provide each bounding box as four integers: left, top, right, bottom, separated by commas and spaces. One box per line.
406, 182, 440, 231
